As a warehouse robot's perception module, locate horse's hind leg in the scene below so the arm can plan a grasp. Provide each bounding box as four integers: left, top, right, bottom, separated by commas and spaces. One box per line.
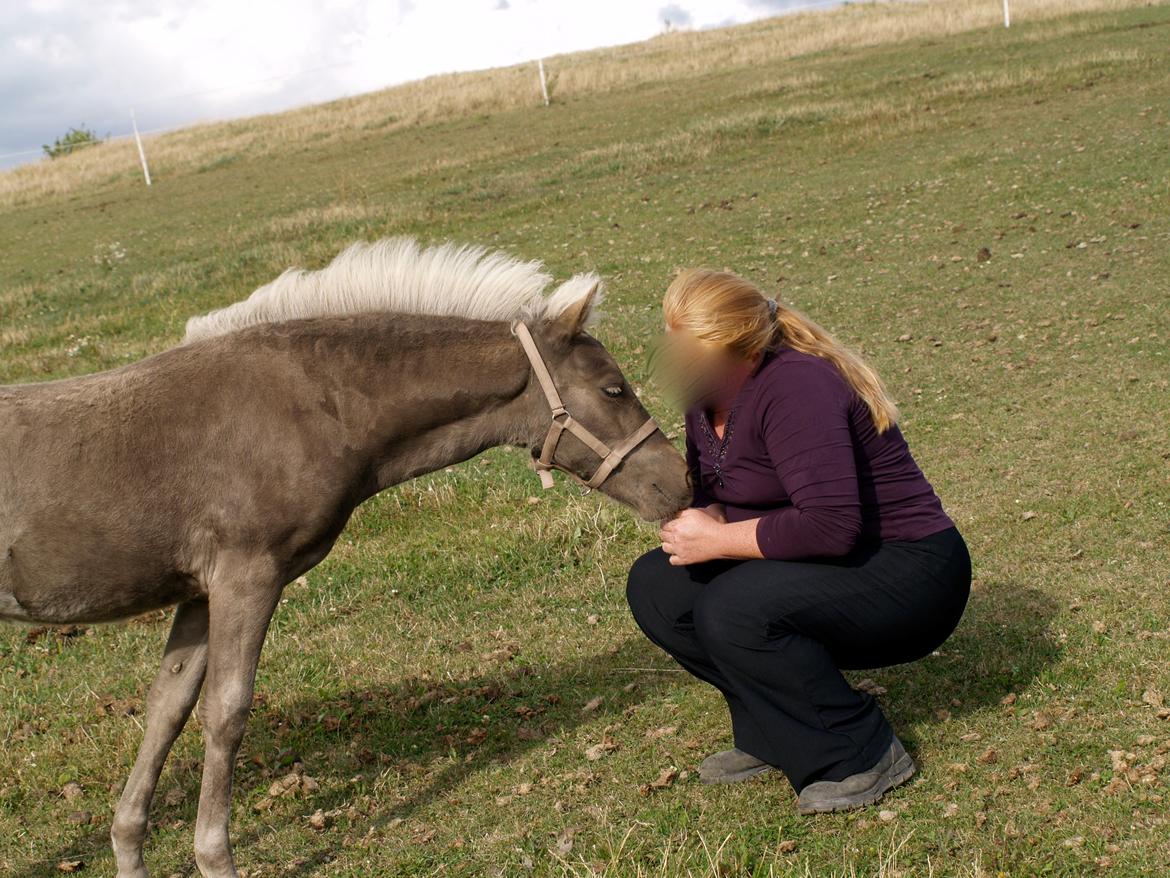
193, 562, 283, 878
112, 599, 210, 878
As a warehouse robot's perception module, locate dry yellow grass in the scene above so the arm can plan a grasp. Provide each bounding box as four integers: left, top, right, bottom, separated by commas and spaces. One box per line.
0, 0, 1148, 209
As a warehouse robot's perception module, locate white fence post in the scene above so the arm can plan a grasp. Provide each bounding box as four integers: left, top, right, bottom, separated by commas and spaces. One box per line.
538, 58, 550, 106
130, 109, 152, 187
1003, 0, 1011, 28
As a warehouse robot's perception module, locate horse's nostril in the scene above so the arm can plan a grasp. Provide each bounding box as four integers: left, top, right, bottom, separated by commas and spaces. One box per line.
650, 482, 677, 502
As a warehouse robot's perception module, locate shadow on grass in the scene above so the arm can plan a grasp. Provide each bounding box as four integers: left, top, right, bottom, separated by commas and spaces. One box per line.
12, 581, 1057, 876
8, 635, 681, 878
234, 634, 682, 875
876, 580, 1061, 757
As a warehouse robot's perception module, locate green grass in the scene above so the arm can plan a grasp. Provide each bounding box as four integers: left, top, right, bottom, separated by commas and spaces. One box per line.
2, 3, 1170, 876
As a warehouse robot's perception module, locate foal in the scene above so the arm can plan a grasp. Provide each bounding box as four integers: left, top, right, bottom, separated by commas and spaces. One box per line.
0, 238, 690, 877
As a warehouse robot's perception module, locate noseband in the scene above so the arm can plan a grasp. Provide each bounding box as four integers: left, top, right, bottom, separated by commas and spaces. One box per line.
514, 321, 661, 491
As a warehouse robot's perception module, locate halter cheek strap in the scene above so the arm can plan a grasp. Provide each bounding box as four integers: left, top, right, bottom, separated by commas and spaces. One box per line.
514, 321, 661, 491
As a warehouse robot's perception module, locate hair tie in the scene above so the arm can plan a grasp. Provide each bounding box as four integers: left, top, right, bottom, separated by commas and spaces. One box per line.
766, 297, 778, 319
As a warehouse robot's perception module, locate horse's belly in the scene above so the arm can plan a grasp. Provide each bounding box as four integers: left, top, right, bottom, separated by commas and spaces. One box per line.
4, 520, 201, 625
0, 584, 35, 623
7, 565, 201, 624
0, 512, 35, 622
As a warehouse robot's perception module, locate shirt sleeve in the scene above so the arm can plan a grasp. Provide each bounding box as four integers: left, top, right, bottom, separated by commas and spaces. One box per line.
684, 423, 714, 509
753, 362, 863, 559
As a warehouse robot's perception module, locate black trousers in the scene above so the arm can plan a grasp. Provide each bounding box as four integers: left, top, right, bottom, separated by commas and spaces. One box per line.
625, 526, 971, 792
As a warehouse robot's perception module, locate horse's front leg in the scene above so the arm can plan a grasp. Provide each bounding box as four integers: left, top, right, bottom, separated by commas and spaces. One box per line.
192, 557, 283, 878
112, 599, 210, 878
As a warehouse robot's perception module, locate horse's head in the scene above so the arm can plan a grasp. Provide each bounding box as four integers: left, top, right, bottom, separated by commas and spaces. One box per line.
517, 282, 691, 522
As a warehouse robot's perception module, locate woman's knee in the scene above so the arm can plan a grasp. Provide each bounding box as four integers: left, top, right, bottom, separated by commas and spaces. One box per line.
691, 582, 758, 654
625, 548, 673, 619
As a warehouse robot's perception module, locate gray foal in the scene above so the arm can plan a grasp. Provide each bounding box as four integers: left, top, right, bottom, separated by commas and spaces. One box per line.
0, 239, 691, 877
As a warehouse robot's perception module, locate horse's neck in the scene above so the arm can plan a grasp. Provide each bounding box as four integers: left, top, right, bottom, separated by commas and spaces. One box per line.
291, 315, 542, 494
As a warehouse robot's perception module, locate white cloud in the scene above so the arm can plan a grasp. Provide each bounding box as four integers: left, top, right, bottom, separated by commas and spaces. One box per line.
0, 0, 826, 167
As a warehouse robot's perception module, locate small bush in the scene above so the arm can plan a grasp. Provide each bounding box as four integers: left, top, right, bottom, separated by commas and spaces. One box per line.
43, 126, 103, 160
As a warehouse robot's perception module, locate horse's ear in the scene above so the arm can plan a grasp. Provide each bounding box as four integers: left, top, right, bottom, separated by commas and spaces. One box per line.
549, 277, 603, 342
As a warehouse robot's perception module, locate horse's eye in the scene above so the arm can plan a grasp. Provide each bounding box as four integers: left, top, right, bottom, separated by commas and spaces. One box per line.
603, 385, 623, 397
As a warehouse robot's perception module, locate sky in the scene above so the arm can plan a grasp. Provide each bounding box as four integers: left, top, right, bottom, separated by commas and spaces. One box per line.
0, 0, 836, 169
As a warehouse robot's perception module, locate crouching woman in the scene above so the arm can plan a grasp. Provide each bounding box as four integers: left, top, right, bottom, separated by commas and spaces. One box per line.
626, 269, 971, 814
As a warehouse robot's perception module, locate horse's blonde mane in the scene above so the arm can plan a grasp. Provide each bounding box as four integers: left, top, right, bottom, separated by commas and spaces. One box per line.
183, 237, 603, 343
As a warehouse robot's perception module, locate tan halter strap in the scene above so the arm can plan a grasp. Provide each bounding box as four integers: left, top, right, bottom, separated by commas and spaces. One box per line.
514, 321, 660, 491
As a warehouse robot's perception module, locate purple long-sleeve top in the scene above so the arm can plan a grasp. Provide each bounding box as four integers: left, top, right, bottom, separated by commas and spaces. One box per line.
685, 345, 955, 560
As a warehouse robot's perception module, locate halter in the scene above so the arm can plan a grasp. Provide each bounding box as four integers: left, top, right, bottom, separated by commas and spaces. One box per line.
514, 321, 661, 491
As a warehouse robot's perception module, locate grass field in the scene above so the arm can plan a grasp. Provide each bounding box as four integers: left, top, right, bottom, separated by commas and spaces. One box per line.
2, 1, 1169, 875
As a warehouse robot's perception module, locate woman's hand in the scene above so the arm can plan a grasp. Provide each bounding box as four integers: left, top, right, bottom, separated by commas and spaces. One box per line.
698, 503, 728, 524
660, 508, 726, 566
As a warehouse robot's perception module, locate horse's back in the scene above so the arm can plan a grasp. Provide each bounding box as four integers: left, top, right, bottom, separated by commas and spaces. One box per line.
0, 339, 357, 624
0, 367, 209, 624
0, 386, 37, 620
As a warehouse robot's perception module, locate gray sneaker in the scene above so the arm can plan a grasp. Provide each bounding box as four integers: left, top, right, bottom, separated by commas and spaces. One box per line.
699, 748, 772, 784
797, 736, 916, 814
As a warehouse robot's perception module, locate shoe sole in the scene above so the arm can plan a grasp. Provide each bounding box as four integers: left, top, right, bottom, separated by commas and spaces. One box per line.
796, 752, 917, 814
699, 763, 772, 785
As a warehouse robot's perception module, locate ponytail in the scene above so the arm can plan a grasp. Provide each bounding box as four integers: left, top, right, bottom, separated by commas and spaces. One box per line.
768, 299, 899, 433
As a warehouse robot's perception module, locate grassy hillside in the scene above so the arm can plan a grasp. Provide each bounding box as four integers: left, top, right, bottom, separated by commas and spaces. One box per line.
2, 1, 1169, 876
0, 0, 1141, 208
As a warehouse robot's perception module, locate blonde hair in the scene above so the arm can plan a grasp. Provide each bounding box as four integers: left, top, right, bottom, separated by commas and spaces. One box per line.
662, 269, 899, 433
